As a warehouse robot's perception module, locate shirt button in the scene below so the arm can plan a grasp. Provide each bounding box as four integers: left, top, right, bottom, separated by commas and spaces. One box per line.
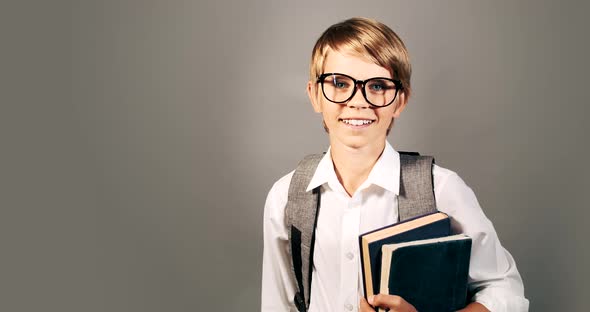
345, 303, 354, 311
346, 252, 354, 260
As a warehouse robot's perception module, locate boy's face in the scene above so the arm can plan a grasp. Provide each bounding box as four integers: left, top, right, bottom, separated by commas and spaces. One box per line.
307, 49, 407, 150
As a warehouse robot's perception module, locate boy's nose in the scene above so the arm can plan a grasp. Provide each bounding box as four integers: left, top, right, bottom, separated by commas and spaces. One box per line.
347, 86, 370, 109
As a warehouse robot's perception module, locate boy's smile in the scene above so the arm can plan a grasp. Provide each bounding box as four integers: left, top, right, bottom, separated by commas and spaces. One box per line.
339, 118, 374, 127
307, 49, 406, 150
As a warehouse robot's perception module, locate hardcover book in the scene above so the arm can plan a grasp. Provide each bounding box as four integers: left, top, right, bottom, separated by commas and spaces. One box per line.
379, 234, 472, 312
359, 211, 451, 299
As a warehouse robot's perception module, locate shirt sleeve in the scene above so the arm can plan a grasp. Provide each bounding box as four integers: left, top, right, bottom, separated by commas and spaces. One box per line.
434, 167, 530, 312
261, 172, 299, 312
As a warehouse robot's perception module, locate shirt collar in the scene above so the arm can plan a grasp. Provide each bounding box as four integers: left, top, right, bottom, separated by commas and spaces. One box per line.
306, 147, 341, 193
305, 141, 400, 195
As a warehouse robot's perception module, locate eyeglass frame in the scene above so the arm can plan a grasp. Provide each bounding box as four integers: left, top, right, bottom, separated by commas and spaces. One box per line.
315, 72, 403, 108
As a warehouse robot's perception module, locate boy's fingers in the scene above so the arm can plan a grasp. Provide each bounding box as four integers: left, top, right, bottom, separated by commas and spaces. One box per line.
371, 294, 416, 312
373, 293, 401, 307
359, 297, 376, 312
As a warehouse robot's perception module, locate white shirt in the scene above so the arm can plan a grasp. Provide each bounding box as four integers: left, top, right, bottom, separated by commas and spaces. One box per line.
261, 142, 529, 312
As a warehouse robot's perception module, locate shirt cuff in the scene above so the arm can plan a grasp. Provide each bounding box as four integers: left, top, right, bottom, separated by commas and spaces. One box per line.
472, 289, 530, 312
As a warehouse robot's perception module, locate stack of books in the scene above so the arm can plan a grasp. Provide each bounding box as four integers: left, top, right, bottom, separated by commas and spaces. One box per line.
359, 212, 472, 312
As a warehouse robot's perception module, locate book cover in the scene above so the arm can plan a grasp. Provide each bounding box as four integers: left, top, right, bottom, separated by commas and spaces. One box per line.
379, 234, 472, 312
359, 211, 451, 299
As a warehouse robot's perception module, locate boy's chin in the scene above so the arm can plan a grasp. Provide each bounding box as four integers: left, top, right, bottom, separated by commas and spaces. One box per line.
329, 135, 384, 150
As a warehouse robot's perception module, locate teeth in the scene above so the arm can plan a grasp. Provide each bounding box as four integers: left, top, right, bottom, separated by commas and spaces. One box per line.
342, 119, 373, 126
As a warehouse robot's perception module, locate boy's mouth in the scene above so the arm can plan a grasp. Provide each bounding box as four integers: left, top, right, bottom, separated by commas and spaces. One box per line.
339, 118, 375, 126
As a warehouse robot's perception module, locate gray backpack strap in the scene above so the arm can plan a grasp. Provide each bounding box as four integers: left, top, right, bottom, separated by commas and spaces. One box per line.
398, 153, 437, 221
285, 154, 324, 312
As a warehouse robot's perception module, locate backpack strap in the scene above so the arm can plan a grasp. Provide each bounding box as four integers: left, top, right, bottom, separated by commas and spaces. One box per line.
285, 152, 437, 311
285, 154, 323, 312
398, 152, 437, 221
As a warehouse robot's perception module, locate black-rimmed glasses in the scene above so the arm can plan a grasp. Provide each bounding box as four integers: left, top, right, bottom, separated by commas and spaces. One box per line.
316, 73, 403, 107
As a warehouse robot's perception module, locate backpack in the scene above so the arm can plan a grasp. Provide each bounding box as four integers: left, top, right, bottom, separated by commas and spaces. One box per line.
285, 152, 437, 312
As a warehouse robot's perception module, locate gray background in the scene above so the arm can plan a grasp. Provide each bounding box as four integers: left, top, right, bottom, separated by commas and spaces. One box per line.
3, 0, 589, 311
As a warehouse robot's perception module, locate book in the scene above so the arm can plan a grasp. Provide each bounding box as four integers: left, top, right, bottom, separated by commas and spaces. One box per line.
379, 234, 472, 312
359, 211, 451, 299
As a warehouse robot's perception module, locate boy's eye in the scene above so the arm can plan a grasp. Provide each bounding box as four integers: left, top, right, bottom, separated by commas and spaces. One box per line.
322, 74, 353, 90
370, 84, 384, 91
331, 79, 349, 89
367, 80, 394, 92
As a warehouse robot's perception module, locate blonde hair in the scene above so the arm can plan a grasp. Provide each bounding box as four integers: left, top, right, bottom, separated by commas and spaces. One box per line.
309, 17, 412, 98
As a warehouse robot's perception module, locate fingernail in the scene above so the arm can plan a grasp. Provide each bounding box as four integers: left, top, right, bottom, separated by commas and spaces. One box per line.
368, 295, 374, 305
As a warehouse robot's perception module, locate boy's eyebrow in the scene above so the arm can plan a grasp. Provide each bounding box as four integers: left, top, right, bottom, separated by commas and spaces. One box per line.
321, 73, 397, 82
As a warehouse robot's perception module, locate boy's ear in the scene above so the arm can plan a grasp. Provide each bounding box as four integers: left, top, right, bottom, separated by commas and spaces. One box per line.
307, 81, 322, 113
392, 92, 408, 118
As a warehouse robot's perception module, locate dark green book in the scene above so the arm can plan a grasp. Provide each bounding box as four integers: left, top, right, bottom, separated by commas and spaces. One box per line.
359, 212, 451, 299
378, 234, 472, 312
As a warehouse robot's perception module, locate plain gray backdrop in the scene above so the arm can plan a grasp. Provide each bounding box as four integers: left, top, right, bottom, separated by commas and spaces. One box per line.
3, 0, 589, 311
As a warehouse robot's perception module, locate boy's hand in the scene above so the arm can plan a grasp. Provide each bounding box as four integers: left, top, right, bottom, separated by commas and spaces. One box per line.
359, 295, 417, 312
360, 296, 490, 312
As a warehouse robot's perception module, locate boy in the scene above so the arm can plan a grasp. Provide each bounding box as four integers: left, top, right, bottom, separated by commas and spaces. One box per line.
261, 17, 529, 312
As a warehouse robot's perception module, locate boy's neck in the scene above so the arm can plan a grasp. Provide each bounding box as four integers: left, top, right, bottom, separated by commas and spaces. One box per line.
329, 140, 386, 197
